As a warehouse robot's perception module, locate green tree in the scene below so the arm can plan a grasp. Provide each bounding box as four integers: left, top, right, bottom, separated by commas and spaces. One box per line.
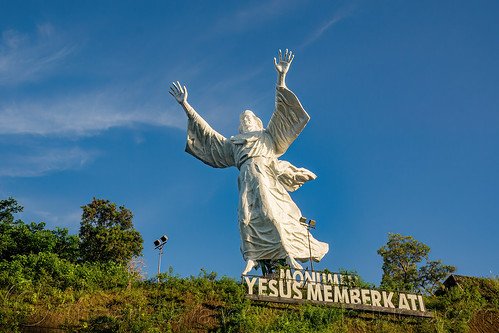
0, 197, 23, 224
79, 197, 143, 263
378, 233, 456, 295
418, 259, 457, 295
0, 198, 79, 262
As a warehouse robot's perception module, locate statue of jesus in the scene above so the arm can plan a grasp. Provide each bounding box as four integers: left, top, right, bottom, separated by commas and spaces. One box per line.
170, 49, 329, 275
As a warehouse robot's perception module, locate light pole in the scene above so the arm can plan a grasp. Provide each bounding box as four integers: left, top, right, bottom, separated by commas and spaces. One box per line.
299, 217, 317, 271
154, 235, 168, 283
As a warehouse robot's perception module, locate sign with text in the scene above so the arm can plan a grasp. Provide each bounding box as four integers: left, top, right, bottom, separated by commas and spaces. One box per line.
244, 269, 433, 318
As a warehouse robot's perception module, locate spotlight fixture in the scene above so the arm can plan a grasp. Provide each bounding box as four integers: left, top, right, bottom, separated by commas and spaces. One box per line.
299, 216, 319, 271
154, 234, 168, 283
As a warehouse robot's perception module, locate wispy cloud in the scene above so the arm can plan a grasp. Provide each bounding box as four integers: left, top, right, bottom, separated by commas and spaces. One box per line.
0, 88, 185, 136
299, 5, 357, 49
9, 194, 82, 229
30, 209, 82, 229
0, 146, 99, 178
0, 23, 185, 137
234, 0, 295, 21
0, 23, 75, 85
206, 0, 300, 37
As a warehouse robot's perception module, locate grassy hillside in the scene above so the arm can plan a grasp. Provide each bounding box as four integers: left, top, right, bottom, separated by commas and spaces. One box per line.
1, 268, 498, 333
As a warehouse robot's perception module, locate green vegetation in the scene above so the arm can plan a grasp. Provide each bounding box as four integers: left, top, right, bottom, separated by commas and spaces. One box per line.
1, 266, 498, 332
0, 198, 79, 264
79, 197, 143, 264
378, 233, 456, 295
0, 198, 497, 332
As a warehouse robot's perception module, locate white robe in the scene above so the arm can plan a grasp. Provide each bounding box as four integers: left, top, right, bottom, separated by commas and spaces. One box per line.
184, 86, 329, 267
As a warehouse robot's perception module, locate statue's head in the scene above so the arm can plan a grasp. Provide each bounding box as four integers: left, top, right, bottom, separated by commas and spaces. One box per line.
239, 110, 263, 134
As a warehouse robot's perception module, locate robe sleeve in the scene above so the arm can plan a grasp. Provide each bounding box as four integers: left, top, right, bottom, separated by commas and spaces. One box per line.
184, 106, 236, 168
275, 160, 317, 192
266, 86, 310, 157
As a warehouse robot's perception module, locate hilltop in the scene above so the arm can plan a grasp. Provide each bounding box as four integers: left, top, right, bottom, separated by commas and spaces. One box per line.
1, 268, 498, 332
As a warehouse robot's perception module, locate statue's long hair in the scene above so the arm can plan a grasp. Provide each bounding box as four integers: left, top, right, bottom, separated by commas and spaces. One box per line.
239, 110, 263, 133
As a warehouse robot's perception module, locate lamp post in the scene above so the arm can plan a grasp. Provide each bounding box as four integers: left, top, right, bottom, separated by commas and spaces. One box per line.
154, 235, 168, 283
299, 217, 316, 271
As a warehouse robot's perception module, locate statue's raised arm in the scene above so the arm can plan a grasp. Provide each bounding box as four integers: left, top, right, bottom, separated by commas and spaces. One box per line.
169, 81, 235, 168
266, 49, 310, 157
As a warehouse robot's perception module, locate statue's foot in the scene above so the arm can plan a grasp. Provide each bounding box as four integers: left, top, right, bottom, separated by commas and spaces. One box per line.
286, 256, 303, 270
241, 259, 258, 275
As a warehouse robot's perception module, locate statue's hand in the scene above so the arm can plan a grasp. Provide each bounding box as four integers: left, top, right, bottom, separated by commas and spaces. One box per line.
169, 81, 188, 105
273, 49, 294, 75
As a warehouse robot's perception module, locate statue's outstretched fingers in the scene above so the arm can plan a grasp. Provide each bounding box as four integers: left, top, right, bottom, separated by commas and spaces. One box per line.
170, 87, 178, 96
288, 51, 293, 62
290, 54, 294, 63
172, 81, 180, 92
285, 48, 289, 59
279, 49, 282, 61
274, 57, 278, 67
176, 81, 183, 93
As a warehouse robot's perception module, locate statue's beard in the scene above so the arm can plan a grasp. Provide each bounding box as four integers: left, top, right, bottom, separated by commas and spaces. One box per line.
240, 123, 261, 133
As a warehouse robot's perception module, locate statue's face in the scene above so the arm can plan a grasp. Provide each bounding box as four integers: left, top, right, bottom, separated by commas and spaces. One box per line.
239, 110, 263, 133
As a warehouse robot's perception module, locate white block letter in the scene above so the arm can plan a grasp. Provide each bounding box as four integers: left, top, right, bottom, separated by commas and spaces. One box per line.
350, 289, 361, 304
398, 293, 410, 310
382, 291, 395, 308
371, 290, 382, 307
258, 278, 268, 295
268, 279, 278, 297
334, 286, 350, 303
292, 282, 303, 299
407, 294, 418, 310
418, 295, 426, 312
361, 289, 371, 305
244, 277, 257, 295
323, 285, 332, 302
307, 283, 323, 301
293, 270, 304, 288
279, 280, 292, 298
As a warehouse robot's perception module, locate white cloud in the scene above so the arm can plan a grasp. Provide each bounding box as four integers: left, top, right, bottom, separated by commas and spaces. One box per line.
0, 22, 267, 138
8, 194, 82, 230
206, 0, 299, 37
299, 5, 357, 49
234, 0, 295, 20
0, 146, 99, 177
0, 88, 185, 136
0, 23, 74, 85
31, 209, 82, 230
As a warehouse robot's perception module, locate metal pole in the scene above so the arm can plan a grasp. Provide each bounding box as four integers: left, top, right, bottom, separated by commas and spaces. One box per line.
307, 226, 314, 271
157, 245, 163, 283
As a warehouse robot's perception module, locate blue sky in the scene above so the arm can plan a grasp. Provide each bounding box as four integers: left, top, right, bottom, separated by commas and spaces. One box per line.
1, 0, 498, 284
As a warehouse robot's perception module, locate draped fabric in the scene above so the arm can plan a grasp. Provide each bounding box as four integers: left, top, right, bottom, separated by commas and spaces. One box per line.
185, 106, 235, 168
184, 86, 329, 268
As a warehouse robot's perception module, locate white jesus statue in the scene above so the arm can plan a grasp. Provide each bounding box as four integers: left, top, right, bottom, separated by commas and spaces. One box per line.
170, 49, 329, 275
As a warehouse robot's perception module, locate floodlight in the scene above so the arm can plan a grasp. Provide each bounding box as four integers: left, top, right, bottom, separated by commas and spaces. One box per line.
154, 234, 169, 283
299, 217, 318, 271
